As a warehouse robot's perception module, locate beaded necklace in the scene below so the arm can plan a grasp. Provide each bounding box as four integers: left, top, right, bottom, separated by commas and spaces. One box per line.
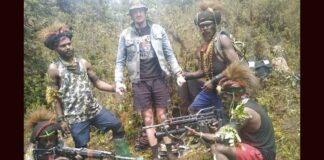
202, 37, 216, 80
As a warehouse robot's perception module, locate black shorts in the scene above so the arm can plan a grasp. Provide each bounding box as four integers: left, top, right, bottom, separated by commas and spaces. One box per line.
132, 79, 170, 111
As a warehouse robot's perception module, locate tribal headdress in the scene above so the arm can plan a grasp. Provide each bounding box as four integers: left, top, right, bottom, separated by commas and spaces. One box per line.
194, 0, 223, 26
218, 62, 260, 97
38, 22, 73, 50
25, 109, 59, 143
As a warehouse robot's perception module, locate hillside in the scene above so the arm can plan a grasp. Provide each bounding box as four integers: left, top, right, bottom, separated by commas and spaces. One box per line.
24, 0, 300, 159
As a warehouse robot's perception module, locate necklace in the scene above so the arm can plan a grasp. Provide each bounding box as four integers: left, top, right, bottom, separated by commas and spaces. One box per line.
58, 57, 81, 74
58, 57, 77, 68
202, 36, 216, 80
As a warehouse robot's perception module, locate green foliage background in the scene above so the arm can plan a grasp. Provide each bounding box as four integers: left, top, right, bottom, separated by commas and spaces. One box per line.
24, 0, 300, 159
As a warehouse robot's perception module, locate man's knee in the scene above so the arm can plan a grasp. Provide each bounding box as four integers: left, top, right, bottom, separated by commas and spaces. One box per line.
144, 115, 154, 125
214, 144, 228, 152
72, 133, 89, 148
158, 114, 167, 122
156, 108, 168, 122
212, 144, 235, 160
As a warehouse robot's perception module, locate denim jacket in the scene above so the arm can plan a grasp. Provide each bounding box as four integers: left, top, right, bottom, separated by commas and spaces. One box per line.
115, 22, 182, 83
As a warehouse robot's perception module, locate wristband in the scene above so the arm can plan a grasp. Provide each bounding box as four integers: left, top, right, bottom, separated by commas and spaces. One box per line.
211, 74, 222, 85
56, 117, 65, 123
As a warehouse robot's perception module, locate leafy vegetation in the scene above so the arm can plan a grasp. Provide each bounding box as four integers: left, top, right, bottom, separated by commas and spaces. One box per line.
24, 0, 300, 159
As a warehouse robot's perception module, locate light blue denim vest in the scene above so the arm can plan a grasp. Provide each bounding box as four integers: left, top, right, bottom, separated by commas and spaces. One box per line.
115, 22, 182, 83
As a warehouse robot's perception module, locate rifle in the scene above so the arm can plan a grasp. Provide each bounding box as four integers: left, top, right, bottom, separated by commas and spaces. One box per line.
33, 145, 142, 160
142, 107, 224, 139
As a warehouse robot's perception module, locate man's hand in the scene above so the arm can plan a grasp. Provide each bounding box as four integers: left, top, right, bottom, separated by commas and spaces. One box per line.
202, 80, 214, 92
177, 74, 186, 87
75, 154, 83, 160
115, 82, 126, 95
60, 121, 70, 137
185, 126, 199, 136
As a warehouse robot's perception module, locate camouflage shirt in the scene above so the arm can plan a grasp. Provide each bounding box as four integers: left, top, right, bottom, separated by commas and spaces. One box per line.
55, 58, 102, 124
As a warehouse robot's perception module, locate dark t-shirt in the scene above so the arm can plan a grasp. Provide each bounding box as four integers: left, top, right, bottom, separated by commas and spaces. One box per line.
240, 100, 276, 160
135, 25, 162, 80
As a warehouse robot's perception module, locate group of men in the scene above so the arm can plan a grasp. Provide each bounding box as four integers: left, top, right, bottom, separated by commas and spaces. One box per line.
25, 1, 276, 160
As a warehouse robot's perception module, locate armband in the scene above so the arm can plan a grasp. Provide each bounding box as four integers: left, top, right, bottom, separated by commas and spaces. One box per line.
56, 117, 65, 123
211, 74, 222, 85
89, 74, 99, 83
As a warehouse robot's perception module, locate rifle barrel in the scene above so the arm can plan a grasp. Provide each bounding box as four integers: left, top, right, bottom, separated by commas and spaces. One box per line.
142, 111, 217, 130
169, 115, 217, 125
169, 111, 215, 121
58, 147, 114, 158
155, 128, 187, 138
154, 115, 219, 138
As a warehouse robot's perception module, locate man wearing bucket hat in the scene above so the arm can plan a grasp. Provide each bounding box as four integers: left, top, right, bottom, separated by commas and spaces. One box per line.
42, 23, 131, 158
186, 62, 276, 160
182, 1, 241, 113
114, 1, 185, 159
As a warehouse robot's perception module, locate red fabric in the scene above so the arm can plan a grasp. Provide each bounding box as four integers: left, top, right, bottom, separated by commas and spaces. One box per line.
222, 81, 245, 88
197, 42, 209, 53
235, 143, 263, 160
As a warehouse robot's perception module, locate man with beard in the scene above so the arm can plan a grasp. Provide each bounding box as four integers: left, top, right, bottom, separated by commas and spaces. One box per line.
186, 62, 276, 160
183, 1, 241, 113
44, 24, 131, 157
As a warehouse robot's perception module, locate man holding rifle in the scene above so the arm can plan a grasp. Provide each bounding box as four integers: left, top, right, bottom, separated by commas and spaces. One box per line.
24, 109, 82, 160
185, 62, 276, 160
25, 109, 143, 160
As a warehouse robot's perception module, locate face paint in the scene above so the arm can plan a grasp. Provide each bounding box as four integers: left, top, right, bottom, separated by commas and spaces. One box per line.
199, 21, 216, 42
37, 133, 59, 149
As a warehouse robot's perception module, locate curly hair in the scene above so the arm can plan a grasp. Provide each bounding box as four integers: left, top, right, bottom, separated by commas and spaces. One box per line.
38, 22, 73, 50
44, 31, 73, 50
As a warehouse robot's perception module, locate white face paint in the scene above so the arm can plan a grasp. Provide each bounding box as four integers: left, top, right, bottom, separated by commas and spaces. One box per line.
199, 21, 216, 42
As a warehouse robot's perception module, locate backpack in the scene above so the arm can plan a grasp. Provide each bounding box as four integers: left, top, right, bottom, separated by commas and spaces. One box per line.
215, 29, 272, 79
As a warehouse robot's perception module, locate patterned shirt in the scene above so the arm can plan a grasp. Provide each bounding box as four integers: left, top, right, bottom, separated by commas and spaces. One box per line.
54, 58, 102, 124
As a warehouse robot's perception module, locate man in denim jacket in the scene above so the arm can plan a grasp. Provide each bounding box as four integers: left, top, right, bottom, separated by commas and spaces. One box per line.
114, 1, 185, 159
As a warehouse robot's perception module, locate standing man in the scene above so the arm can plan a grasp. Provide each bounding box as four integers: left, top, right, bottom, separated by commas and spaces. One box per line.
186, 62, 276, 160
114, 1, 186, 159
183, 1, 241, 113
44, 24, 131, 157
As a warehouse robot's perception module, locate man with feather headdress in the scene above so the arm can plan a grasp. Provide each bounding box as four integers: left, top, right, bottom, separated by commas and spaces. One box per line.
186, 62, 276, 160
183, 0, 241, 113
24, 109, 82, 160
41, 22, 131, 158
